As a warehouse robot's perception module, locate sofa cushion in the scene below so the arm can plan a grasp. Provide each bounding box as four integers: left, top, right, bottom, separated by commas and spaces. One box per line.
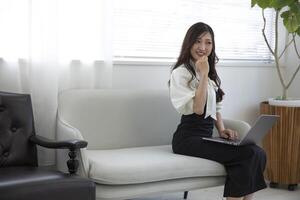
86, 145, 226, 185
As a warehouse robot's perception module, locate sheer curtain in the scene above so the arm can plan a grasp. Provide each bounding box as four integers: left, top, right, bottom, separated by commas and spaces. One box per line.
0, 0, 113, 165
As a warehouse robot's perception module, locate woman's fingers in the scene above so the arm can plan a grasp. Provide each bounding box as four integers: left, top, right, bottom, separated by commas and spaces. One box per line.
220, 129, 239, 140
195, 56, 209, 75
197, 55, 208, 62
234, 130, 238, 139
230, 130, 238, 140
221, 129, 230, 138
229, 130, 235, 139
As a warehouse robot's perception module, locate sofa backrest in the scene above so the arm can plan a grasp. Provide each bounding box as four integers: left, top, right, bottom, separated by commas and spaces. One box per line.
58, 89, 181, 150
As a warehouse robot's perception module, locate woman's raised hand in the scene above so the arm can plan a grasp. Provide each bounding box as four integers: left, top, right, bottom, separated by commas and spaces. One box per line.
195, 56, 209, 76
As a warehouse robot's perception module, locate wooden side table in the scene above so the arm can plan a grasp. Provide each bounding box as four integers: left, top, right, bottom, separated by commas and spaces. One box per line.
260, 101, 300, 190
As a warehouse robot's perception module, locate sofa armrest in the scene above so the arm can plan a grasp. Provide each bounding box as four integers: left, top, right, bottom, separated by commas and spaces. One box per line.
29, 135, 88, 174
56, 117, 90, 177
223, 118, 251, 139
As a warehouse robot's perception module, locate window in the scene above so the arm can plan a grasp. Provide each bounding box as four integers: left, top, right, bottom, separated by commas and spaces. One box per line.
113, 0, 275, 62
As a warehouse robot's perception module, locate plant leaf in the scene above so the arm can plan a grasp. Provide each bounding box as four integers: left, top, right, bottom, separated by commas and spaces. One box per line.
289, 1, 300, 14
251, 0, 258, 7
282, 15, 299, 33
256, 0, 272, 9
281, 2, 300, 33
281, 10, 289, 18
271, 0, 295, 10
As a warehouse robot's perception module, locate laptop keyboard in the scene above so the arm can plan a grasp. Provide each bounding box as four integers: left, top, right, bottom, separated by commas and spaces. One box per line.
218, 137, 241, 143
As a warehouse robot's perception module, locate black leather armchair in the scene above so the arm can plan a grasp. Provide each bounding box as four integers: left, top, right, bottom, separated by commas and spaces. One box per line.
0, 91, 95, 200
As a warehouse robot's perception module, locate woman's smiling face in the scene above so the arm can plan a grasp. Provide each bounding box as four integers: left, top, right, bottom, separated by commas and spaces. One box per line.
190, 32, 213, 62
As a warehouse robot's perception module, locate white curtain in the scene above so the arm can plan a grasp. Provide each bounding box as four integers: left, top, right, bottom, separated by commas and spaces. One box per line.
0, 0, 113, 165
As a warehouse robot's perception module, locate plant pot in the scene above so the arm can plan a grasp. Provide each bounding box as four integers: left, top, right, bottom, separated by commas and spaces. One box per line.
260, 101, 300, 189
268, 98, 300, 107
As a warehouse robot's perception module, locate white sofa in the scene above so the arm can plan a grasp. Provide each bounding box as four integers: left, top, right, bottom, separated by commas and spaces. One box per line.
56, 89, 251, 200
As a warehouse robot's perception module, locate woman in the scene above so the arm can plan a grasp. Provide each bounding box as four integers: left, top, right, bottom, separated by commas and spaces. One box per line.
169, 22, 267, 200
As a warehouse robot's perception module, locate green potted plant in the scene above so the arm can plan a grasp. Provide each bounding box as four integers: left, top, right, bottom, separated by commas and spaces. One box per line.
251, 0, 300, 191
252, 0, 300, 104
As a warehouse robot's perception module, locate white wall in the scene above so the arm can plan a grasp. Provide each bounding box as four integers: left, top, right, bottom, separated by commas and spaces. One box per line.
286, 37, 300, 98
113, 63, 280, 125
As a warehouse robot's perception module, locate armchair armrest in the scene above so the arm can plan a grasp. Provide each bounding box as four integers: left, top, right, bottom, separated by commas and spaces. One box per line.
29, 135, 87, 150
29, 135, 88, 174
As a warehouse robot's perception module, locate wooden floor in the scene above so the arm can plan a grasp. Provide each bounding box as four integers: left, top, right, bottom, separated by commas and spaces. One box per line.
132, 184, 300, 200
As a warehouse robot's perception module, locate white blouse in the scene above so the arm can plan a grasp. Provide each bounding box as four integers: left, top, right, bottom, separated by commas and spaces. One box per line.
169, 62, 223, 120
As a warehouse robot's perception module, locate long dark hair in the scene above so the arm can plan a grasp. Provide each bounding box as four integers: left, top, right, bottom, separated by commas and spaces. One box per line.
170, 22, 224, 102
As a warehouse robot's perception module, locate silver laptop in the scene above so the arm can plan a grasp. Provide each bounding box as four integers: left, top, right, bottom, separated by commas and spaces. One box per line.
202, 115, 279, 146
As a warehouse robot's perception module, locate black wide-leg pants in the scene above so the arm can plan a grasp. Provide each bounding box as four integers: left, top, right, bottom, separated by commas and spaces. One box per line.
172, 114, 267, 197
